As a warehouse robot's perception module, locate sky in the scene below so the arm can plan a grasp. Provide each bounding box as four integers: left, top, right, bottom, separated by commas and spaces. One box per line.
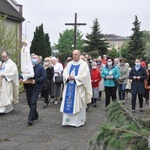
17, 0, 150, 46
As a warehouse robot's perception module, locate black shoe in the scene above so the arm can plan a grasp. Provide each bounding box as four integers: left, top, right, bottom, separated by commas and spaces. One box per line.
43, 103, 48, 109
27, 120, 33, 126
47, 99, 50, 105
140, 108, 143, 112
94, 104, 97, 107
86, 104, 90, 111
0, 112, 5, 116
98, 97, 101, 101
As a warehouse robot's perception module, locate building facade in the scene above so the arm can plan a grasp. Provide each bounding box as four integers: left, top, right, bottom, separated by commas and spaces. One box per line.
104, 34, 130, 51
0, 0, 24, 63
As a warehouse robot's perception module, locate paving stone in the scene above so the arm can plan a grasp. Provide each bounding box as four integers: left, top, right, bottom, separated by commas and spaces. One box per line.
1, 92, 148, 150
42, 139, 76, 150
0, 141, 20, 150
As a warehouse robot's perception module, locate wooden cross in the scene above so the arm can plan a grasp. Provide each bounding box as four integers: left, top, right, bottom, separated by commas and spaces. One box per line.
65, 13, 86, 50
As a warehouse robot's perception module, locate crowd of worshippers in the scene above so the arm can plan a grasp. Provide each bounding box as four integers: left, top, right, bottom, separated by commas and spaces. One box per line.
0, 50, 150, 127
39, 54, 149, 111
30, 54, 150, 113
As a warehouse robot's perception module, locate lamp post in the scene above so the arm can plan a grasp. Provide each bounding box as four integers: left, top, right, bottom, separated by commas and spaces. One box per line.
25, 21, 30, 41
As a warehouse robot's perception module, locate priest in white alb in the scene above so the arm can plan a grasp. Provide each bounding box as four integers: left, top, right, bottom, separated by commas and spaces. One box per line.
60, 50, 92, 127
0, 51, 19, 114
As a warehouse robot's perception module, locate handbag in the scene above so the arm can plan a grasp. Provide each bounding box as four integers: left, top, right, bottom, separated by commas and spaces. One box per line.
55, 74, 63, 84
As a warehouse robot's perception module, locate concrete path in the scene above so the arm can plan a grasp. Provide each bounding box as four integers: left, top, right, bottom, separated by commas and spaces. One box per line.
0, 92, 149, 150
0, 92, 106, 150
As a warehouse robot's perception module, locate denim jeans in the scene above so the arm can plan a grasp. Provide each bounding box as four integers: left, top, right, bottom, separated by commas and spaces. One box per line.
118, 84, 126, 100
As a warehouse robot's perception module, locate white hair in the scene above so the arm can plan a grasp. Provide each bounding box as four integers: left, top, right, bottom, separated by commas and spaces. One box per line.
51, 57, 57, 60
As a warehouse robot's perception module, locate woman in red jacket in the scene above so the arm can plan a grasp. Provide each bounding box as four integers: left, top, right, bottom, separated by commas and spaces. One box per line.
91, 62, 101, 107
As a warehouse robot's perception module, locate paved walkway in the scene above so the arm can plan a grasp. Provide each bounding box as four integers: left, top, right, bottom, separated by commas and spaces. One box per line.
0, 92, 149, 150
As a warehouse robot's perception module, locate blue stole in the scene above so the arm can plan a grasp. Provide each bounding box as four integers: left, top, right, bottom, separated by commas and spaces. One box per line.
63, 64, 80, 114
0, 64, 5, 75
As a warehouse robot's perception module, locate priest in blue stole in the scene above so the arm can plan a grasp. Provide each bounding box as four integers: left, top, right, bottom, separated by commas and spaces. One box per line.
60, 50, 92, 127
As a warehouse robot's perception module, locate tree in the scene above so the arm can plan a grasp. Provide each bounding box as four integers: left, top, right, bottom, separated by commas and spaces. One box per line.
142, 30, 150, 57
44, 33, 52, 57
0, 16, 19, 63
54, 28, 84, 63
84, 18, 108, 56
107, 48, 120, 58
30, 24, 51, 58
126, 15, 145, 67
89, 102, 150, 150
54, 28, 84, 53
119, 42, 129, 58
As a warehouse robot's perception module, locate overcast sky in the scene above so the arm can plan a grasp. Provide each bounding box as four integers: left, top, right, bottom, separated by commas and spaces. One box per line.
17, 0, 150, 46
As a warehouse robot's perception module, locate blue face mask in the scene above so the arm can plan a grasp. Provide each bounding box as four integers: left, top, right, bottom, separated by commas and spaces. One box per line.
32, 59, 38, 65
135, 62, 140, 67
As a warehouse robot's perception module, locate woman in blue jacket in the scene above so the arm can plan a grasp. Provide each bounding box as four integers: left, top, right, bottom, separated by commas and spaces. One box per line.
101, 57, 120, 107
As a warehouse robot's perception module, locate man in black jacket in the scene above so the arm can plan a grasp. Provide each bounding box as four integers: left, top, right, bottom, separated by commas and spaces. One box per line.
20, 55, 46, 125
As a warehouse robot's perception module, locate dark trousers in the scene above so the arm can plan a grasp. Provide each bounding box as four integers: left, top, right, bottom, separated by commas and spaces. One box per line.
144, 89, 149, 102
105, 86, 116, 107
25, 88, 39, 121
118, 84, 126, 100
99, 91, 102, 98
92, 98, 97, 104
44, 90, 50, 104
131, 94, 143, 110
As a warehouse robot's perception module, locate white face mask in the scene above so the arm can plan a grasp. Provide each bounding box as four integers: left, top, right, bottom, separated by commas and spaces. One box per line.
107, 62, 112, 66
135, 62, 140, 67
148, 67, 150, 70
92, 66, 97, 69
44, 62, 49, 66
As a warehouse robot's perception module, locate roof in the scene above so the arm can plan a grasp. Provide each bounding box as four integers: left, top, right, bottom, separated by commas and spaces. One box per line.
0, 0, 24, 22
106, 38, 130, 42
104, 34, 130, 41
104, 34, 122, 38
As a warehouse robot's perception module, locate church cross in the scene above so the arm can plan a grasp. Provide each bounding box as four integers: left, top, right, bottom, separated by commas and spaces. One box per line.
65, 13, 86, 50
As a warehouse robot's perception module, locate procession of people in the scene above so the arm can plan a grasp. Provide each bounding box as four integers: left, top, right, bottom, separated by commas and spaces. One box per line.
0, 47, 149, 127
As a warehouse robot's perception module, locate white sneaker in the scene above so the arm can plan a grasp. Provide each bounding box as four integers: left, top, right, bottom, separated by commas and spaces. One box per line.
54, 101, 58, 104
122, 100, 125, 104
50, 99, 55, 103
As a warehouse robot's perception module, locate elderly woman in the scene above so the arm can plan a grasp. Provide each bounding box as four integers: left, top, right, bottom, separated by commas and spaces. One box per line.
117, 58, 128, 104
125, 63, 132, 99
43, 57, 54, 108
51, 57, 63, 104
